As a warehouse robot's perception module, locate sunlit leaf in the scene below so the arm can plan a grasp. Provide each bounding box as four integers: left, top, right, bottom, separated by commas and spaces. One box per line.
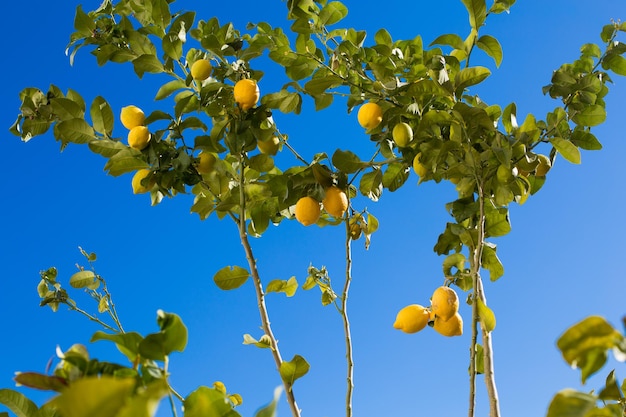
477, 298, 496, 332
116, 379, 169, 417
0, 389, 39, 417
55, 119, 96, 144
242, 334, 272, 349
461, 0, 487, 29
90, 96, 114, 136
155, 80, 187, 101
455, 66, 491, 96
183, 386, 241, 417
481, 242, 504, 281
213, 266, 250, 290
138, 310, 188, 361
359, 170, 383, 202
69, 270, 96, 289
550, 137, 581, 164
279, 355, 310, 386
546, 389, 595, 417
91, 331, 144, 362
266, 277, 298, 297
318, 2, 348, 26
476, 35, 503, 67
254, 387, 282, 417
132, 54, 164, 79
572, 104, 606, 127
332, 149, 364, 174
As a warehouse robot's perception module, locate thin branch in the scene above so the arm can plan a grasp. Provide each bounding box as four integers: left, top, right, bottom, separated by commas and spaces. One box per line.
236, 155, 302, 417
341, 216, 355, 417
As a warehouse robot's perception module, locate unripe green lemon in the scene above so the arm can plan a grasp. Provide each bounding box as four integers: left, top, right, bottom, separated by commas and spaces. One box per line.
392, 122, 413, 147
357, 102, 383, 129
191, 59, 212, 81
197, 152, 216, 174
413, 153, 427, 178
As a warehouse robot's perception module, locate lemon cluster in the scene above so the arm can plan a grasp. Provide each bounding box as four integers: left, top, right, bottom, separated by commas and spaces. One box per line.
294, 186, 349, 227
393, 286, 463, 337
120, 105, 154, 194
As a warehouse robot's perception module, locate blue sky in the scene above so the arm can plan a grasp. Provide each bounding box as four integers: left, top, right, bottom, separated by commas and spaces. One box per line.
2, 1, 626, 416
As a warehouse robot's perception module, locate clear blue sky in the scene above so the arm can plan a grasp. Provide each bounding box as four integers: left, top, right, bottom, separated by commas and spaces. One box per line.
2, 1, 626, 416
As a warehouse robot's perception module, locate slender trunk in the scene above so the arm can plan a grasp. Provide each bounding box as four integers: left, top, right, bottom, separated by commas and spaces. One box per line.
342, 220, 354, 417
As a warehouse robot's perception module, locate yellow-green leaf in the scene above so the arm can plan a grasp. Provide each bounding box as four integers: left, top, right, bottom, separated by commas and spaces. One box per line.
69, 270, 96, 289
213, 266, 250, 290
477, 298, 496, 332
279, 355, 310, 387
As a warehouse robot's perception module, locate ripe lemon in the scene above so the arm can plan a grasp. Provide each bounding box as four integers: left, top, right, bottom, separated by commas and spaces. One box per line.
413, 153, 427, 178
197, 152, 216, 174
535, 154, 551, 176
120, 105, 145, 130
294, 196, 320, 226
257, 136, 280, 155
128, 126, 151, 150
431, 286, 459, 321
357, 102, 383, 129
322, 186, 348, 218
393, 304, 430, 334
433, 312, 463, 337
234, 79, 260, 111
131, 169, 153, 194
392, 122, 413, 147
191, 59, 212, 81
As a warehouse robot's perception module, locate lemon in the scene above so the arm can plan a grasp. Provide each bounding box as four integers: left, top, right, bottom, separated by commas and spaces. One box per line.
322, 186, 348, 218
257, 136, 280, 155
294, 196, 320, 226
191, 59, 212, 81
131, 169, 153, 194
413, 153, 427, 178
393, 304, 430, 334
234, 79, 260, 111
120, 105, 145, 130
431, 286, 459, 321
535, 154, 551, 176
433, 312, 463, 337
197, 152, 216, 174
357, 102, 383, 129
392, 122, 413, 147
127, 126, 151, 150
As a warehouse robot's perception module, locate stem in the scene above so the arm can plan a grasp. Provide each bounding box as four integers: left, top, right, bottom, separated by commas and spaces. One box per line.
341, 218, 354, 417
65, 300, 119, 333
236, 156, 301, 417
474, 180, 501, 417
468, 285, 478, 417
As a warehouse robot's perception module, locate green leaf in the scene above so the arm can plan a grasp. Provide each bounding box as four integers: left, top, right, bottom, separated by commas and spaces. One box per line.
571, 130, 602, 151
73, 5, 95, 36
331, 149, 364, 174
598, 370, 622, 401
47, 376, 136, 417
279, 355, 310, 386
183, 386, 241, 417
461, 0, 487, 29
242, 334, 272, 349
103, 149, 148, 176
262, 90, 302, 114
546, 389, 596, 417
443, 253, 466, 276
55, 119, 96, 144
474, 344, 484, 374
374, 28, 392, 47
604, 53, 626, 76
359, 170, 383, 202
116, 379, 169, 417
254, 387, 282, 417
69, 270, 97, 289
455, 66, 491, 95
557, 316, 624, 383
484, 205, 511, 238
91, 331, 144, 362
0, 389, 43, 417
304, 76, 343, 95
155, 80, 186, 101
213, 265, 250, 290
382, 162, 409, 191
481, 243, 504, 281
318, 2, 348, 26
477, 298, 496, 332
138, 310, 188, 361
430, 33, 465, 50
88, 138, 126, 158
502, 103, 517, 134
476, 35, 503, 67
266, 277, 298, 297
90, 96, 114, 136
572, 104, 606, 127
13, 372, 67, 392
132, 54, 164, 79
550, 137, 581, 164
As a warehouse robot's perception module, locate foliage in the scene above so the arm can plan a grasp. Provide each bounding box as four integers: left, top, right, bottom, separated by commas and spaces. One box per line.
5, 0, 626, 416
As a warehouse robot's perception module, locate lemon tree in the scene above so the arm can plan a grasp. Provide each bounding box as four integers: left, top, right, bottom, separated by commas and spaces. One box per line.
6, 1, 626, 417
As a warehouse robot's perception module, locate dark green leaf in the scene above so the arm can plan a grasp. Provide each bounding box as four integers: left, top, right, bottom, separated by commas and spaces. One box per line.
359, 170, 383, 202
571, 130, 602, 151
484, 205, 510, 238
74, 5, 95, 36
598, 370, 622, 401
382, 162, 409, 191
90, 96, 114, 136
132, 54, 164, 79
279, 355, 310, 386
55, 118, 96, 144
213, 265, 250, 290
331, 149, 364, 174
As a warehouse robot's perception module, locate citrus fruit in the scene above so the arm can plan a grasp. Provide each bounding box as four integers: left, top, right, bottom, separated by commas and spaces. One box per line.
197, 152, 216, 174
393, 304, 430, 334
120, 105, 145, 130
357, 102, 383, 129
257, 136, 280, 155
535, 154, 551, 176
234, 79, 260, 111
322, 186, 348, 218
433, 312, 463, 337
131, 169, 153, 194
191, 59, 212, 81
127, 126, 151, 150
431, 286, 459, 321
392, 122, 413, 147
294, 196, 321, 226
413, 153, 427, 178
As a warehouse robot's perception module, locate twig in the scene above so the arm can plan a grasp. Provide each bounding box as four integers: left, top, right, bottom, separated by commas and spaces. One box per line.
341, 216, 355, 417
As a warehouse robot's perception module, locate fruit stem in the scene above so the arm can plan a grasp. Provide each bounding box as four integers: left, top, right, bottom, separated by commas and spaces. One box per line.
341, 215, 355, 417
236, 154, 302, 417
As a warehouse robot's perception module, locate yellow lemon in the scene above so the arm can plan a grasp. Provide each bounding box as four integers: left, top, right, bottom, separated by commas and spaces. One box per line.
191, 59, 213, 81
357, 102, 383, 129
120, 105, 145, 130
393, 304, 430, 334
234, 79, 260, 111
294, 196, 320, 226
535, 154, 552, 176
257, 136, 280, 155
131, 169, 153, 194
392, 122, 413, 147
322, 186, 348, 218
431, 286, 459, 321
413, 153, 427, 178
127, 126, 151, 150
433, 312, 463, 337
197, 152, 216, 174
